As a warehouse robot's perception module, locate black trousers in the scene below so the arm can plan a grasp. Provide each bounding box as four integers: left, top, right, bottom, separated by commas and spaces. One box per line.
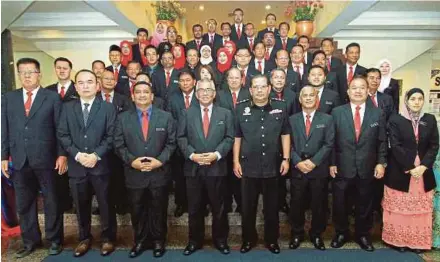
373, 178, 384, 215
224, 154, 241, 210
278, 175, 288, 207
128, 186, 169, 245
186, 174, 229, 245
69, 174, 116, 242
171, 153, 187, 207
108, 153, 128, 211
241, 176, 279, 244
12, 162, 63, 248
332, 176, 374, 238
290, 176, 328, 239
55, 172, 73, 212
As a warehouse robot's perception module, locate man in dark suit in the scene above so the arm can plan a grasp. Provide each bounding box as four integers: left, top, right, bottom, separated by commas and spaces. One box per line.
312, 50, 339, 93
202, 19, 223, 58
257, 13, 279, 40
250, 42, 276, 75
132, 28, 149, 67
178, 79, 234, 255
308, 65, 341, 115
152, 51, 180, 101
166, 70, 199, 217
184, 48, 201, 78
116, 60, 142, 97
275, 22, 296, 54
1, 58, 66, 258
239, 23, 259, 51
336, 42, 367, 103
262, 31, 279, 62
216, 22, 232, 51
57, 69, 117, 257
288, 86, 334, 251
92, 60, 106, 79
114, 81, 176, 258
290, 45, 310, 91
321, 38, 343, 72
365, 68, 395, 120
329, 75, 387, 252
231, 8, 246, 44
135, 73, 165, 110
142, 45, 161, 77
275, 49, 301, 92
186, 24, 204, 52
216, 68, 251, 213
46, 57, 77, 213
105, 45, 129, 92
298, 35, 313, 66
234, 47, 259, 89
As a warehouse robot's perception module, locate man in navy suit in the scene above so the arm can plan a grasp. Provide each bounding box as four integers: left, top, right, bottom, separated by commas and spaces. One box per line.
275, 22, 296, 54
257, 13, 279, 40
142, 45, 161, 77
92, 60, 106, 79
298, 35, 313, 66
240, 23, 259, 51
290, 45, 310, 91
58, 69, 117, 257
202, 19, 222, 58
152, 51, 180, 101
365, 68, 395, 120
105, 45, 129, 93
2, 58, 66, 258
186, 24, 204, 52
251, 42, 275, 75
234, 47, 259, 89
308, 65, 341, 115
262, 31, 278, 62
275, 50, 301, 92
178, 79, 234, 256
132, 28, 149, 67
230, 8, 246, 44
321, 38, 343, 72
312, 50, 339, 93
114, 81, 176, 258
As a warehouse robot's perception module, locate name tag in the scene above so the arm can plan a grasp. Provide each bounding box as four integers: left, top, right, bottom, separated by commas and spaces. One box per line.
370, 122, 379, 128
217, 121, 224, 125
156, 127, 165, 131
325, 101, 333, 105
173, 80, 179, 84
121, 75, 128, 79
316, 124, 325, 129
269, 109, 283, 114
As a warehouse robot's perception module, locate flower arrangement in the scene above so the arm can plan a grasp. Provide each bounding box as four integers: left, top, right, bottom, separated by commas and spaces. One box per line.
152, 0, 186, 22
285, 0, 324, 22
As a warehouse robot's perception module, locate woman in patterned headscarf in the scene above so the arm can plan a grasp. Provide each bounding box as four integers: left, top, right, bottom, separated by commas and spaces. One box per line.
151, 22, 168, 47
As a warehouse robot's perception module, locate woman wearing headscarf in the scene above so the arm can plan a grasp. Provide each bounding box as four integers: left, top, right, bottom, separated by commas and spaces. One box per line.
224, 40, 237, 57
172, 44, 186, 70
200, 44, 215, 67
151, 22, 168, 47
216, 47, 233, 88
382, 88, 439, 253
120, 40, 133, 67
377, 59, 401, 111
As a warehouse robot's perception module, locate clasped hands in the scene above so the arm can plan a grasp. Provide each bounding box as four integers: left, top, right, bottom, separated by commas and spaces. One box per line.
405, 165, 427, 179
131, 157, 163, 172
191, 152, 218, 166
329, 164, 385, 179
296, 159, 316, 174
77, 153, 98, 168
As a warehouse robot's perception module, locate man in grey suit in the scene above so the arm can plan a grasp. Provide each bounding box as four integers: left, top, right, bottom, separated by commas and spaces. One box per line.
329, 75, 387, 252
1, 58, 66, 258
58, 69, 117, 257
288, 86, 335, 251
114, 81, 176, 258
178, 79, 234, 256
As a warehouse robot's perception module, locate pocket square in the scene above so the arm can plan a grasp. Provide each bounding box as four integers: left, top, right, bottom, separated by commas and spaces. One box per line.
156, 127, 165, 131
370, 122, 379, 127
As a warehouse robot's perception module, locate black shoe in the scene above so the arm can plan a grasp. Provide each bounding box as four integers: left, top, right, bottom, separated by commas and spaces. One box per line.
331, 234, 348, 248
289, 237, 302, 249
15, 247, 34, 258
225, 205, 233, 213
48, 242, 63, 255
129, 243, 144, 258
266, 243, 280, 254
215, 243, 230, 255
203, 206, 210, 217
279, 203, 290, 214
356, 236, 375, 252
311, 237, 325, 251
183, 243, 201, 256
174, 205, 187, 217
235, 205, 242, 214
240, 242, 254, 253
92, 207, 100, 215
116, 205, 129, 215
153, 243, 166, 258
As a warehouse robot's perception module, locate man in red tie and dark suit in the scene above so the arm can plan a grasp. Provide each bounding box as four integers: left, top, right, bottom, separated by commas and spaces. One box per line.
320, 38, 343, 72
186, 24, 204, 52
178, 79, 234, 256
152, 51, 180, 102
239, 23, 259, 51
274, 22, 296, 54
230, 8, 246, 45
202, 19, 222, 60
106, 45, 129, 96
329, 75, 387, 252
119, 60, 142, 97
289, 45, 311, 91
365, 68, 395, 121
114, 81, 176, 258
2, 58, 67, 258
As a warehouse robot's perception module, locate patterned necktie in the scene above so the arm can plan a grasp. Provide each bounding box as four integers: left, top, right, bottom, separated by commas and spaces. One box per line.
232, 91, 237, 108
114, 67, 119, 83
265, 48, 270, 60
203, 107, 210, 138
371, 94, 378, 107
249, 38, 254, 51
185, 95, 190, 109
282, 39, 287, 50
305, 114, 311, 137
237, 26, 241, 39
354, 105, 361, 142
347, 66, 354, 85
83, 103, 90, 126
142, 111, 149, 140
166, 70, 171, 87
105, 93, 111, 103
24, 91, 32, 117
257, 60, 263, 73
60, 86, 65, 99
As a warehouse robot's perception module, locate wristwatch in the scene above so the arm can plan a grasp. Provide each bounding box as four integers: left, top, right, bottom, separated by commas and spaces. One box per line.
282, 158, 290, 162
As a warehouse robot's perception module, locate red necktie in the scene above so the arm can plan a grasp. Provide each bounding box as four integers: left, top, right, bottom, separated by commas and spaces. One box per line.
354, 106, 361, 142
371, 94, 378, 107
316, 96, 320, 110
24, 91, 32, 117
237, 26, 241, 39
59, 86, 65, 99
166, 70, 171, 86
277, 92, 282, 99
347, 66, 354, 85
232, 91, 237, 108
130, 80, 136, 95
295, 65, 301, 80
257, 60, 263, 73
185, 95, 190, 109
265, 48, 270, 60
142, 111, 149, 140
305, 115, 311, 137
282, 39, 287, 50
114, 67, 119, 83
241, 69, 246, 86
327, 58, 331, 72
196, 40, 201, 50
105, 93, 111, 103
249, 38, 254, 51
203, 107, 210, 138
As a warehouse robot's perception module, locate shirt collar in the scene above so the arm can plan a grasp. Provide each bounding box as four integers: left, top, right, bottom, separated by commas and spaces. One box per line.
58, 81, 72, 89
23, 86, 40, 97
369, 90, 378, 97
136, 104, 153, 116
303, 110, 316, 119
102, 91, 114, 99
350, 102, 365, 111
201, 103, 213, 112
80, 96, 96, 107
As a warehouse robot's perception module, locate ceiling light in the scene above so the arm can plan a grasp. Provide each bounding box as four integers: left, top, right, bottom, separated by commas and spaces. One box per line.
199, 5, 204, 11
265, 5, 271, 10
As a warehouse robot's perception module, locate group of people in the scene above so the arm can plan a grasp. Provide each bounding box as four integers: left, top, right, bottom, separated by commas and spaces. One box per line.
2, 7, 440, 260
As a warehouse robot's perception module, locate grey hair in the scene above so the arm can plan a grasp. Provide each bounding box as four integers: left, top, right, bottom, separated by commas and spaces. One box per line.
196, 79, 215, 90
299, 85, 317, 97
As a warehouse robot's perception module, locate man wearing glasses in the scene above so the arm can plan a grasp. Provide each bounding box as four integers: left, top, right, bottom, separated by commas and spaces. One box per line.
233, 75, 291, 254
177, 79, 234, 256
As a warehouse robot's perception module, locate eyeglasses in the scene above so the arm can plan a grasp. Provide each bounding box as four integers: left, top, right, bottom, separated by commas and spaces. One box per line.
18, 70, 39, 76
196, 88, 215, 94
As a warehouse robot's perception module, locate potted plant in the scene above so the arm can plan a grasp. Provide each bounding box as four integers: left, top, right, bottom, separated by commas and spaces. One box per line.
285, 0, 323, 37
151, 0, 186, 26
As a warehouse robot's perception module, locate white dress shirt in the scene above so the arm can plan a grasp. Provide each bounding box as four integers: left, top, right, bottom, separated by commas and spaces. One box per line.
346, 63, 358, 79
292, 63, 305, 78
22, 87, 40, 106
303, 110, 316, 126
183, 90, 194, 105
369, 91, 378, 106
316, 86, 324, 100
57, 81, 72, 94
101, 91, 115, 103
350, 102, 366, 124
254, 59, 265, 72
237, 65, 248, 77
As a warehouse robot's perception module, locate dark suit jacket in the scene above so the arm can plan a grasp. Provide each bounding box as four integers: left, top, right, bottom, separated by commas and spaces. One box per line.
230, 24, 246, 44
215, 87, 251, 111
274, 37, 296, 53
325, 72, 339, 92
97, 91, 133, 114
132, 43, 145, 67
284, 69, 302, 93
318, 88, 341, 115
57, 98, 116, 177
329, 56, 343, 72
336, 64, 367, 103
105, 65, 128, 84
257, 28, 279, 40
288, 64, 310, 92
385, 113, 439, 192
366, 92, 395, 121
383, 78, 400, 111
166, 90, 199, 121
249, 58, 276, 76
142, 64, 161, 78
1, 88, 64, 170
270, 88, 298, 116
289, 112, 335, 178
177, 105, 234, 177
238, 36, 260, 51
304, 51, 313, 66
115, 81, 132, 97
114, 107, 176, 189
331, 104, 387, 179
186, 39, 204, 52
202, 33, 222, 58
151, 67, 180, 101
46, 80, 78, 102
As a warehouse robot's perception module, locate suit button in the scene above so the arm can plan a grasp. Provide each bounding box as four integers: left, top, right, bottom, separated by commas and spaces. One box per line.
305, 144, 308, 147
262, 143, 265, 147
144, 147, 148, 150
25, 126, 28, 130
261, 118, 264, 121
261, 126, 264, 129
262, 134, 265, 137
84, 135, 87, 138
24, 138, 28, 142
262, 152, 265, 156
85, 147, 88, 150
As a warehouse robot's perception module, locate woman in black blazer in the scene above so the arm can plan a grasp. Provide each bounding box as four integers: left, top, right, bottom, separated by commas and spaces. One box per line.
382, 88, 439, 253
378, 59, 400, 111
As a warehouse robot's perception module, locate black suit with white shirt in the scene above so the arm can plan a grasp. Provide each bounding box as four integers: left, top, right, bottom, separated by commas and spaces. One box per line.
335, 64, 367, 103
46, 80, 78, 102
